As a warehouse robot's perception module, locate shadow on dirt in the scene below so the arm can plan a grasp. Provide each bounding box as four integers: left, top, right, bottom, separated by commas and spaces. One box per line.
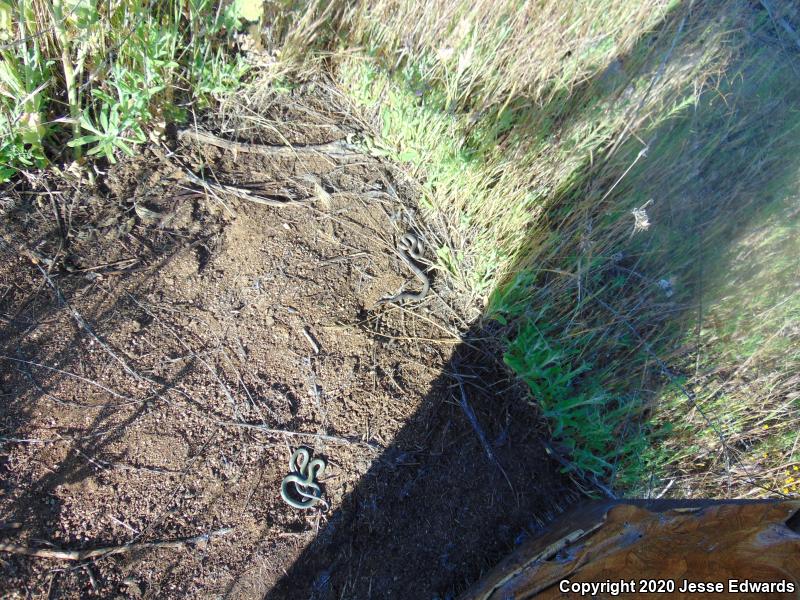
0, 214, 216, 591
264, 323, 576, 600
267, 1, 800, 597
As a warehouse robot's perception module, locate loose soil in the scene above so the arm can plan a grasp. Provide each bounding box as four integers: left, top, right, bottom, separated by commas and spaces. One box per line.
0, 89, 575, 599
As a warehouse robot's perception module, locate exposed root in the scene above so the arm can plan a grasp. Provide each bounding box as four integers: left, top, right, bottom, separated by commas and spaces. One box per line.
0, 528, 234, 562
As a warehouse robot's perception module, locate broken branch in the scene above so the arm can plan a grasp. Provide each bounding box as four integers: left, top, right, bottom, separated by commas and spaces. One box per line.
0, 527, 233, 561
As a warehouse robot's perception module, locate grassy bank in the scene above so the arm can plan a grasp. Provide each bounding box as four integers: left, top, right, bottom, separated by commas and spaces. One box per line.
329, 0, 800, 495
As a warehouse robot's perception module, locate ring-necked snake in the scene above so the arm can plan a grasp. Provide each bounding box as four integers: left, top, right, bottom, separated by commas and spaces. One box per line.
280, 447, 327, 509
378, 233, 430, 304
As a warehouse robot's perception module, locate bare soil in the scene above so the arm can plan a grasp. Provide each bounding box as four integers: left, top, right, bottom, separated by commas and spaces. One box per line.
0, 90, 575, 599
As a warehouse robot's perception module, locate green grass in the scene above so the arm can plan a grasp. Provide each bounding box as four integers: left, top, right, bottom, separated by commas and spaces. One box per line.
0, 0, 256, 179
336, 0, 729, 299
331, 0, 800, 495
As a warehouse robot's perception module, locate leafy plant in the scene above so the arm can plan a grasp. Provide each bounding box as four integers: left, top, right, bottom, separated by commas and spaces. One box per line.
67, 105, 145, 162
502, 313, 649, 486
1, 0, 250, 174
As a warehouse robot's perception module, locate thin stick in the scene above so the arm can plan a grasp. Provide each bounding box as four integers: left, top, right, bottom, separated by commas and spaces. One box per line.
178, 128, 359, 159
23, 265, 192, 413
0, 355, 139, 404
302, 326, 321, 354
371, 333, 463, 345
34, 264, 140, 383
606, 4, 690, 160
453, 375, 514, 493
220, 420, 379, 450
0, 528, 233, 561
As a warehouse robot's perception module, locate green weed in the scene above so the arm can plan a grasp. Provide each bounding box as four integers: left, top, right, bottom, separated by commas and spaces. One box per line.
67, 104, 146, 163
0, 0, 258, 180
502, 310, 651, 488
333, 0, 800, 496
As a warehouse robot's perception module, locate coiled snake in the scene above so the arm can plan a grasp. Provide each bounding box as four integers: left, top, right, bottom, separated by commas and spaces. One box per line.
280, 447, 327, 509
378, 233, 430, 304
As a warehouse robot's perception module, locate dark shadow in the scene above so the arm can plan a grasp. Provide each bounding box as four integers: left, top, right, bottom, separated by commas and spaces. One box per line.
267, 1, 800, 597
265, 323, 577, 600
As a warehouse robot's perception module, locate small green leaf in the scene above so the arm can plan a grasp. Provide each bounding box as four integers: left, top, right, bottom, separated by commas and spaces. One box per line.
114, 139, 135, 156
0, 165, 16, 182
397, 149, 419, 162
67, 135, 101, 147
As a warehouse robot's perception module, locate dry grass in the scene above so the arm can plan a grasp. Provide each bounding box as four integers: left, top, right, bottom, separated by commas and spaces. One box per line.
333, 1, 732, 296
349, 0, 674, 110
321, 0, 800, 494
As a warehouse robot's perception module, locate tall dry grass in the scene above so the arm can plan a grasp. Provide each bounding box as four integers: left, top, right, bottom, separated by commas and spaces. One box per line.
350, 0, 674, 110
325, 0, 800, 493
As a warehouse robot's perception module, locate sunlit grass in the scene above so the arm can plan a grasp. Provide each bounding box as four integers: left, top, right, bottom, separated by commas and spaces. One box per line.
0, 0, 256, 178
332, 0, 800, 494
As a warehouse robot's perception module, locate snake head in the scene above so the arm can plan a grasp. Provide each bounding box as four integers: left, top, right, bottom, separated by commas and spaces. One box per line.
398, 233, 425, 260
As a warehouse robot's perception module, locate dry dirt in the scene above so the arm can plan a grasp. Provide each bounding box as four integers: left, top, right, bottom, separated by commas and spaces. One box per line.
0, 89, 575, 599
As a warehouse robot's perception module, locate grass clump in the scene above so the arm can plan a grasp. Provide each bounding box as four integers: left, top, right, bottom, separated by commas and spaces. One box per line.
0, 0, 256, 179
501, 309, 651, 489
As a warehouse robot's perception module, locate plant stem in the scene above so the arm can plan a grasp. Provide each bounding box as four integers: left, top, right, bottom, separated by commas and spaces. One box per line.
51, 0, 82, 160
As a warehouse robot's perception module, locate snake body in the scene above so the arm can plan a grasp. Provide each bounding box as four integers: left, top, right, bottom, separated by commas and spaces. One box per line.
280, 448, 327, 509
379, 233, 430, 304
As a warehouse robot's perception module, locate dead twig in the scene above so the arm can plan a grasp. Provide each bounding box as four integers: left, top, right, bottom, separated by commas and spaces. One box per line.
182, 169, 303, 208
177, 128, 359, 159
319, 252, 369, 265
453, 374, 514, 493
0, 527, 233, 561
302, 326, 321, 354
33, 264, 141, 383
0, 354, 140, 405
541, 440, 617, 500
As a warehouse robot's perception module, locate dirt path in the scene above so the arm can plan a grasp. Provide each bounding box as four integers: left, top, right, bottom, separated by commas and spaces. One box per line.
0, 91, 574, 598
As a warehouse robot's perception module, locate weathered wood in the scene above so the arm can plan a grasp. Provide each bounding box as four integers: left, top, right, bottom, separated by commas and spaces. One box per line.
460, 499, 800, 599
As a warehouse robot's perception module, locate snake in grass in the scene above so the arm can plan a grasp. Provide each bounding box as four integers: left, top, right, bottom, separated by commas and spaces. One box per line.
378, 233, 430, 304
280, 447, 327, 509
